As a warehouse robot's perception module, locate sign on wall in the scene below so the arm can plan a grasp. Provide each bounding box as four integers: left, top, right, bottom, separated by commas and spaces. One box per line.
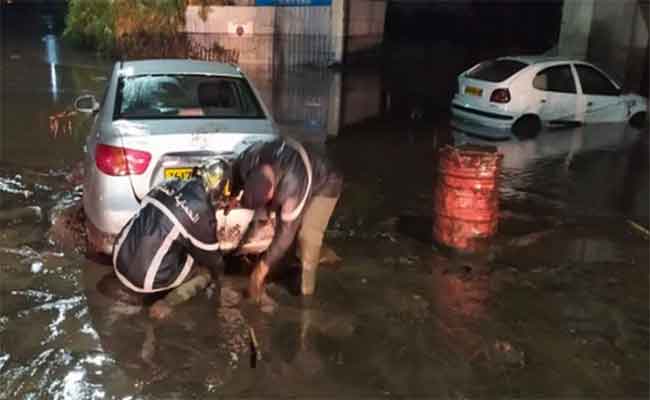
227, 21, 254, 36
255, 0, 331, 6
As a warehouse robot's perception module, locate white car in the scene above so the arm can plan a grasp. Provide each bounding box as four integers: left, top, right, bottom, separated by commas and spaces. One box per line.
75, 59, 278, 255
451, 56, 648, 138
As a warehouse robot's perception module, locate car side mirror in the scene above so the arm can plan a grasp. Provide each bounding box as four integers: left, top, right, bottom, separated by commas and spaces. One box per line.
74, 94, 100, 114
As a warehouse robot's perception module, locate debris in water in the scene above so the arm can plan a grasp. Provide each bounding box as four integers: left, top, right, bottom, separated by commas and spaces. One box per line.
0, 206, 42, 222
48, 109, 77, 138
398, 256, 419, 266
249, 326, 262, 368
376, 232, 398, 242
493, 340, 526, 368
471, 339, 526, 368
319, 245, 342, 265
0, 245, 41, 260
31, 261, 44, 273
0, 175, 33, 198
627, 220, 649, 239
47, 203, 87, 254
65, 162, 85, 187
259, 292, 277, 314
507, 230, 554, 247
220, 286, 242, 308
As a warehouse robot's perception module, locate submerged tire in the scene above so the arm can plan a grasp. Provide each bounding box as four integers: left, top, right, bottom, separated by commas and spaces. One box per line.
630, 112, 647, 129
512, 115, 541, 139
85, 214, 116, 256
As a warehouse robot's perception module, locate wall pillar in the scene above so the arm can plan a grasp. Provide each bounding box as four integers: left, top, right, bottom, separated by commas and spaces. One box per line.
559, 0, 649, 93
557, 0, 595, 59
329, 0, 347, 65
326, 72, 342, 138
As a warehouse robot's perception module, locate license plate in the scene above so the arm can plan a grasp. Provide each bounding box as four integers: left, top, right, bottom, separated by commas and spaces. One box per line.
164, 167, 194, 180
465, 86, 483, 96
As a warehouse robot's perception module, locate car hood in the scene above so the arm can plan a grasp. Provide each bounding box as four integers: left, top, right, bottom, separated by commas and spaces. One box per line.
620, 93, 648, 112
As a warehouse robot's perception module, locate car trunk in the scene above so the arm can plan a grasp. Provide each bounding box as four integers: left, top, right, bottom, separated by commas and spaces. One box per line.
456, 59, 528, 109
456, 76, 503, 109
106, 118, 275, 200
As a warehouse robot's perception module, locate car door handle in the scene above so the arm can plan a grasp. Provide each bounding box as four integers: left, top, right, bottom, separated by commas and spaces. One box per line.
587, 102, 594, 107
541, 99, 547, 103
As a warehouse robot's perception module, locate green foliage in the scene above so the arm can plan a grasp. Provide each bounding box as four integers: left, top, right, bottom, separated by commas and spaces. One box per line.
63, 0, 115, 54
113, 0, 188, 36
64, 0, 212, 55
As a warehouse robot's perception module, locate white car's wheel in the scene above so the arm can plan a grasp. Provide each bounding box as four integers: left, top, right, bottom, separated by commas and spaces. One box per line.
512, 115, 541, 139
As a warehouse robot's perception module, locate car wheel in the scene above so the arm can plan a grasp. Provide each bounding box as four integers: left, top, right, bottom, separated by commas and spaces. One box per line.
85, 216, 113, 257
630, 112, 647, 129
512, 115, 541, 139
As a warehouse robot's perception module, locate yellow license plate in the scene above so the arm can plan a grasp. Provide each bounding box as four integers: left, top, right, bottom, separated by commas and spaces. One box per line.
465, 86, 483, 96
164, 167, 194, 180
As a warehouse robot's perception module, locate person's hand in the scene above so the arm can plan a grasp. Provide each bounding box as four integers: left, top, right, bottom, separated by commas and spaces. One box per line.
149, 299, 173, 320
223, 196, 240, 216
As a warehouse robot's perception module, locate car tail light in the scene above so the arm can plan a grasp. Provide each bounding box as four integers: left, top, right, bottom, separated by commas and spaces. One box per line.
490, 88, 511, 103
95, 144, 151, 176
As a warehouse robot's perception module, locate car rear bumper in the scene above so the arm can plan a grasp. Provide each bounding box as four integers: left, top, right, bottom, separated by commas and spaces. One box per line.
86, 216, 118, 255
451, 102, 516, 139
82, 167, 140, 255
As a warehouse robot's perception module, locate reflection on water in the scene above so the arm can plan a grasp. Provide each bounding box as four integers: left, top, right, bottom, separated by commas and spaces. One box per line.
241, 65, 383, 143
453, 123, 649, 221
44, 33, 60, 101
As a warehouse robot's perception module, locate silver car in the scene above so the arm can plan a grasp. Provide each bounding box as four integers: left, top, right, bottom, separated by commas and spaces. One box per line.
74, 59, 278, 255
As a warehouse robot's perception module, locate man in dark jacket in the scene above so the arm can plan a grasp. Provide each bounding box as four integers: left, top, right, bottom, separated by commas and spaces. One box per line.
232, 137, 343, 302
112, 158, 231, 318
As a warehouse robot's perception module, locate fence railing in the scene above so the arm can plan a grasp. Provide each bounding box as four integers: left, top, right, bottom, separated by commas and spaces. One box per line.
114, 31, 334, 67
115, 32, 240, 64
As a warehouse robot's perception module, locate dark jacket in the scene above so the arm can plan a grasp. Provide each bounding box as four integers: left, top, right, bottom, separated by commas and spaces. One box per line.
112, 178, 221, 293
232, 137, 343, 269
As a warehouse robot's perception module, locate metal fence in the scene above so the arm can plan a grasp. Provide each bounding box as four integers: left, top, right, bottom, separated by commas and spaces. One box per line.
115, 32, 240, 64
273, 34, 332, 68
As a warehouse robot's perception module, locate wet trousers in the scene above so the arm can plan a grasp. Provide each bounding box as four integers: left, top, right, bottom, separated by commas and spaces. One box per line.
296, 194, 340, 295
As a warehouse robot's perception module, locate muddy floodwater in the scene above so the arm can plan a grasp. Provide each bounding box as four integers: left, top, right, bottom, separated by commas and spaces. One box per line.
1, 4, 649, 399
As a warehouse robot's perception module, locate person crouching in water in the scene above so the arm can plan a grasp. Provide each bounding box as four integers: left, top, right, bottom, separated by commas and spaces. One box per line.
112, 158, 232, 319
232, 137, 343, 302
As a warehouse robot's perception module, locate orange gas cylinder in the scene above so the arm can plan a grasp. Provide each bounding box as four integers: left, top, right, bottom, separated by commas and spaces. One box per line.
434, 144, 503, 251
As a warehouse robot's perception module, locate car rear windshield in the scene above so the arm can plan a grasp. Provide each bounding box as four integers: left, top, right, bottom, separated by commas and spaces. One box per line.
114, 74, 265, 120
466, 60, 528, 82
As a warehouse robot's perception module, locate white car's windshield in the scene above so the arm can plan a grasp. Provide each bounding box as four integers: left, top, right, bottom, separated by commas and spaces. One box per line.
114, 74, 265, 119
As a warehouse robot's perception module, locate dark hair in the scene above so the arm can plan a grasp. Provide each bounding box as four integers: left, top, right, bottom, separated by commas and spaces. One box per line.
241, 166, 273, 209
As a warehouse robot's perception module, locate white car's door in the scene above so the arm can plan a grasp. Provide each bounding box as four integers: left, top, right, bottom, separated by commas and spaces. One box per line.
532, 64, 582, 124
574, 63, 627, 123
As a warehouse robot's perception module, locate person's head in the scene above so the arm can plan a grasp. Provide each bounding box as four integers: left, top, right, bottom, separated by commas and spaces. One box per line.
195, 158, 232, 205
241, 164, 275, 209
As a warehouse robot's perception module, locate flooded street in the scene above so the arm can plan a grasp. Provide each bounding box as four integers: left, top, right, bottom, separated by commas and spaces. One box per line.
1, 4, 648, 399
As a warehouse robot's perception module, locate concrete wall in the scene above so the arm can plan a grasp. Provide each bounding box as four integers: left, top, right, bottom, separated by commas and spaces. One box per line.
184, 5, 332, 66
558, 0, 649, 92
274, 6, 332, 67
274, 6, 330, 35
184, 1, 388, 67
557, 0, 594, 60
587, 0, 648, 87
185, 6, 276, 64
341, 70, 382, 127
345, 0, 387, 55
